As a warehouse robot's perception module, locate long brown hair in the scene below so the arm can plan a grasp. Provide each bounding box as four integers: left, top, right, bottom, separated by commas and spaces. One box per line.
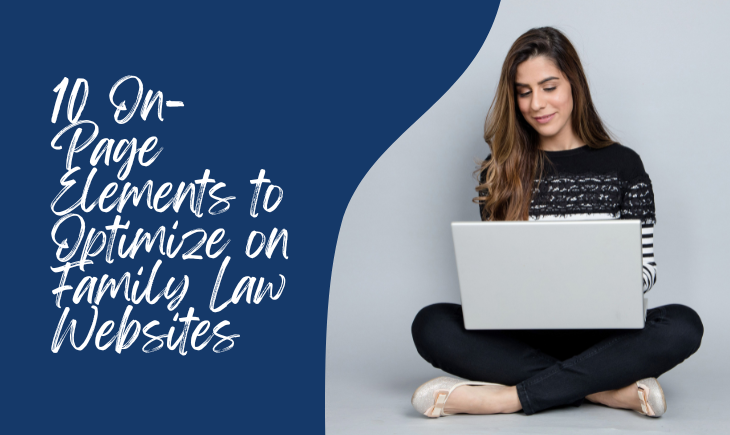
473, 26, 614, 221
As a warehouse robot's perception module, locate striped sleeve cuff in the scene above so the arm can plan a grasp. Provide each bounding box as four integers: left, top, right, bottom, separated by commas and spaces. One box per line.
642, 223, 657, 293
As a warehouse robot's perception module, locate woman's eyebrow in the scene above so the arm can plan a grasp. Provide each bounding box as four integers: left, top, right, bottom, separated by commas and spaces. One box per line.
515, 76, 560, 87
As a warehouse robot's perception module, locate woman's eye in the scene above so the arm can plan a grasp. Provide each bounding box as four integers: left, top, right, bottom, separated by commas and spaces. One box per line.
518, 86, 555, 97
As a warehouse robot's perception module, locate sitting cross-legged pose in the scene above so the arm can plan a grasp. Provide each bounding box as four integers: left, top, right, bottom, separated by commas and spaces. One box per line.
410, 26, 703, 418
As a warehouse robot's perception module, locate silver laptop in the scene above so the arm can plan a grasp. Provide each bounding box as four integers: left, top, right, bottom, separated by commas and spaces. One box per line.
451, 220, 647, 330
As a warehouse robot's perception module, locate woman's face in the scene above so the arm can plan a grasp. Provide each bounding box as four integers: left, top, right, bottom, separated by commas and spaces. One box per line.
514, 55, 574, 142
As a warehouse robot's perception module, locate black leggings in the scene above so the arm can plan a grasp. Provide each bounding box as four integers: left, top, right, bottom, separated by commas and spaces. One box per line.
411, 303, 704, 415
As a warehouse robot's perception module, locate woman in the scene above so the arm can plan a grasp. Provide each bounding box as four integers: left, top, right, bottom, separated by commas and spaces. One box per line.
410, 27, 703, 418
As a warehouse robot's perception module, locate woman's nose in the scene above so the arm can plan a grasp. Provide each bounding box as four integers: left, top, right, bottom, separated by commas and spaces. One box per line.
531, 92, 545, 112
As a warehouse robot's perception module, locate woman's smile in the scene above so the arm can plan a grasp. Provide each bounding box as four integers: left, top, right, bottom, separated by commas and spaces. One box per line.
534, 113, 556, 124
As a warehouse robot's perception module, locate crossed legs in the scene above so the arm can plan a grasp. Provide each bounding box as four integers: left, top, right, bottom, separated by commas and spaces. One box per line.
411, 302, 703, 415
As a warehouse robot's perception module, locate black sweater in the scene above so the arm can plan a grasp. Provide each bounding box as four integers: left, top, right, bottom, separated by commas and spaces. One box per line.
478, 142, 657, 293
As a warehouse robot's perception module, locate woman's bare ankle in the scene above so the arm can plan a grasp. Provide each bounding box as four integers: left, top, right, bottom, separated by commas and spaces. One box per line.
586, 384, 642, 412
497, 386, 523, 413
586, 390, 607, 404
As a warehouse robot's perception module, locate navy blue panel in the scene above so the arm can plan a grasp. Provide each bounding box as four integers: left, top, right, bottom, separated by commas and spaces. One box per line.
2, 1, 500, 433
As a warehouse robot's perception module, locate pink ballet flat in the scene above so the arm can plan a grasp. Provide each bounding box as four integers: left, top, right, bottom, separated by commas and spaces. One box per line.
636, 377, 667, 417
411, 376, 505, 418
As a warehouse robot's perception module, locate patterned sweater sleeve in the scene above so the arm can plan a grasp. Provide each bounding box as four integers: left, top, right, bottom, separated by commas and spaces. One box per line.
619, 167, 657, 294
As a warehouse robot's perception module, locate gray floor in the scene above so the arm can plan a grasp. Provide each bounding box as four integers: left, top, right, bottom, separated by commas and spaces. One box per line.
326, 338, 729, 434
